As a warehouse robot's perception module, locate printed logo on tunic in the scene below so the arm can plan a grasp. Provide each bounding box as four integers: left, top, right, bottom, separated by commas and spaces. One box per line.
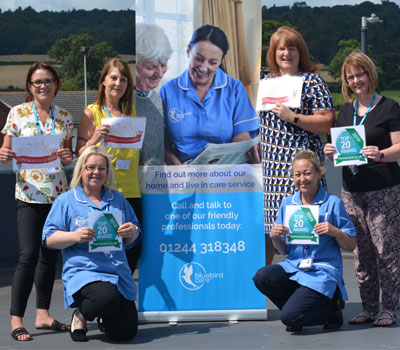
179, 262, 223, 291
168, 108, 191, 123
73, 216, 88, 227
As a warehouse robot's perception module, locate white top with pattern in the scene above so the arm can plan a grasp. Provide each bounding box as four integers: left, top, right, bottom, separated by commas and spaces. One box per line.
2, 102, 74, 204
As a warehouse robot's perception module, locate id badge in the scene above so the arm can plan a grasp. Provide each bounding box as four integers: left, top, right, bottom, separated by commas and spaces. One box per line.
299, 258, 313, 270
116, 159, 130, 170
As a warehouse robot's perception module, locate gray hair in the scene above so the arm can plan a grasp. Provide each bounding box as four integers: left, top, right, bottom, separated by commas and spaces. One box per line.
70, 146, 115, 190
136, 23, 173, 64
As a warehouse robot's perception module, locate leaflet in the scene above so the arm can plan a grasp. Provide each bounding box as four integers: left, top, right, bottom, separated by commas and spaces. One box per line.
256, 74, 304, 111
101, 117, 146, 149
12, 134, 61, 172
190, 136, 260, 165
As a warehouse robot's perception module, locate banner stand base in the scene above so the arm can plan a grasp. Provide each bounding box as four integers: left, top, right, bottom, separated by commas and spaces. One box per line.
138, 309, 267, 324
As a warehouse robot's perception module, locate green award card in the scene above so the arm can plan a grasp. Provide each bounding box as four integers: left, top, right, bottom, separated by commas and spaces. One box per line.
284, 205, 319, 245
331, 125, 367, 167
88, 210, 122, 252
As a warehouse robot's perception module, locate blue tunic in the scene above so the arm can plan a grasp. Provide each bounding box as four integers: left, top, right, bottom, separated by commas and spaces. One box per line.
160, 68, 259, 163
275, 186, 356, 300
42, 185, 141, 309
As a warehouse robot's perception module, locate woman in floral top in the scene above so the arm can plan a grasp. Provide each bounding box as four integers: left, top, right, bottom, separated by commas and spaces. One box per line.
0, 62, 74, 341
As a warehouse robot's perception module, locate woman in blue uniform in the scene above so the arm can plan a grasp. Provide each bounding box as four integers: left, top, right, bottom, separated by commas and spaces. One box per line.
253, 150, 356, 332
160, 24, 259, 165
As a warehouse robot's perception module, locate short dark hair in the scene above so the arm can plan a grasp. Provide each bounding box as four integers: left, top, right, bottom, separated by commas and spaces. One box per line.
188, 24, 229, 58
25, 62, 61, 102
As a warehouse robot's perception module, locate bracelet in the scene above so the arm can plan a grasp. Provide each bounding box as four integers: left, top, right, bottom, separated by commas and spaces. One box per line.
293, 114, 299, 124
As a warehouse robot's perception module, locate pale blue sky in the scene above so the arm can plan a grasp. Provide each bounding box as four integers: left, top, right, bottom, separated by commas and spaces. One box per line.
0, 0, 133, 11
262, 0, 400, 7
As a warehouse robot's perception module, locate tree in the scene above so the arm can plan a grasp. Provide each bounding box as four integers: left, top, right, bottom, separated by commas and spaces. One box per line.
328, 39, 360, 79
48, 33, 118, 91
376, 52, 400, 89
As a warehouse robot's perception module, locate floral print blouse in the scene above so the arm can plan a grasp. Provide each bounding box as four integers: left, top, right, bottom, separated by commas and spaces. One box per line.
2, 102, 74, 204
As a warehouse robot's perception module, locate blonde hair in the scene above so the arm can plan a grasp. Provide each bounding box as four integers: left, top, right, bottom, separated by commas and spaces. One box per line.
94, 58, 133, 116
267, 26, 318, 75
292, 150, 326, 175
70, 146, 115, 190
341, 50, 378, 102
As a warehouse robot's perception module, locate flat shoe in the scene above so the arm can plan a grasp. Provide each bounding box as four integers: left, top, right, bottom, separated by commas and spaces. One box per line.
11, 327, 32, 341
97, 317, 105, 333
70, 309, 88, 342
286, 325, 303, 332
349, 311, 376, 324
373, 310, 397, 327
37, 319, 69, 331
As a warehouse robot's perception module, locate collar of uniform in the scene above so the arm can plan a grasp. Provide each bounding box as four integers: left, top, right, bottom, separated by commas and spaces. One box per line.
291, 184, 328, 205
73, 184, 114, 209
178, 68, 228, 91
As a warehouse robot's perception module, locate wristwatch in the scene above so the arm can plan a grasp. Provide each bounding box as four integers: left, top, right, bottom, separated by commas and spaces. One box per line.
379, 151, 384, 162
293, 114, 299, 124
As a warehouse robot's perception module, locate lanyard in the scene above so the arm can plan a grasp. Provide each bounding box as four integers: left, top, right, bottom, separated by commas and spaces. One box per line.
32, 101, 55, 135
353, 92, 376, 126
303, 245, 310, 258
102, 103, 122, 118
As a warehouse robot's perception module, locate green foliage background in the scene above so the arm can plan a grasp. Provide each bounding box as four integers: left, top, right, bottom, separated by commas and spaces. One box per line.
0, 7, 134, 55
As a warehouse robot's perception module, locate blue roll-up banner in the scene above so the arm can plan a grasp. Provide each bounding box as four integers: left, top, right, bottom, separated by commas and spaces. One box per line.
138, 164, 267, 323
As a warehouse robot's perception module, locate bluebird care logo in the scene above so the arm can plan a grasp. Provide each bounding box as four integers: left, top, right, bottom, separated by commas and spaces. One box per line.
179, 262, 223, 291
168, 108, 191, 123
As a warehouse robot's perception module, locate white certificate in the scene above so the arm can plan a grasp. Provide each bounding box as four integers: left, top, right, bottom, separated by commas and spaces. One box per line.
331, 125, 367, 167
12, 134, 61, 172
256, 74, 304, 111
284, 205, 319, 245
88, 210, 122, 252
101, 117, 146, 149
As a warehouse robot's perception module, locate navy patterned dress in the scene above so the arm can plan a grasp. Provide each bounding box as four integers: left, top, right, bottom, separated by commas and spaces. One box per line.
260, 71, 334, 235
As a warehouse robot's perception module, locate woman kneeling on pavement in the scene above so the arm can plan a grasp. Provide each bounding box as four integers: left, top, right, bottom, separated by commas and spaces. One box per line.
42, 146, 141, 342
253, 150, 356, 332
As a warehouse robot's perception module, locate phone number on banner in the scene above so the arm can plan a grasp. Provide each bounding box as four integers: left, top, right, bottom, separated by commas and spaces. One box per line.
159, 241, 245, 254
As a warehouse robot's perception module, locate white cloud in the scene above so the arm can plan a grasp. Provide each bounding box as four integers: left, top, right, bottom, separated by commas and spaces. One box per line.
0, 0, 134, 11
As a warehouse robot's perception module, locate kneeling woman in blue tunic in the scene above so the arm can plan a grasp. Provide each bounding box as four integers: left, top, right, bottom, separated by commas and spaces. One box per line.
253, 150, 356, 331
42, 146, 141, 342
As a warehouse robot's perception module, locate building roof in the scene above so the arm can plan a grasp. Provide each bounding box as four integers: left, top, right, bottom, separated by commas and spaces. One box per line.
0, 91, 98, 125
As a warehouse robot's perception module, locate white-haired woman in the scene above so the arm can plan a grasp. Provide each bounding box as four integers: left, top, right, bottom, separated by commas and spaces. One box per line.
136, 22, 172, 165
42, 146, 141, 342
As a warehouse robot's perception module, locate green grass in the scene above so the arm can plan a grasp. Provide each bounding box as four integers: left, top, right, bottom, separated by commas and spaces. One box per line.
332, 90, 400, 112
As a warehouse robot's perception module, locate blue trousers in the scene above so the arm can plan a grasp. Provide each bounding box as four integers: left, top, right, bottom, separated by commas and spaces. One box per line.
253, 264, 333, 328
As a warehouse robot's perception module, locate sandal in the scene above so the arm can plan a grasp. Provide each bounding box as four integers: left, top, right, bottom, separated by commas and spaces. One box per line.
11, 327, 32, 341
37, 319, 69, 331
373, 310, 397, 327
348, 311, 376, 324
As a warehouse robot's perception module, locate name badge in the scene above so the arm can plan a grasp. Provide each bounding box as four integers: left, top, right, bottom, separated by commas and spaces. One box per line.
116, 159, 130, 170
299, 258, 313, 270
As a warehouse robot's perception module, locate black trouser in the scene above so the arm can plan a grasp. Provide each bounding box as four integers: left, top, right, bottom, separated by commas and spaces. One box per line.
10, 200, 58, 317
253, 264, 333, 328
125, 197, 142, 274
73, 281, 138, 341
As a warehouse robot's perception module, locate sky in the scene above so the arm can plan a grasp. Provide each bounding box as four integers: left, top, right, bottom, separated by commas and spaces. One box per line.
0, 0, 134, 11
262, 0, 400, 7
